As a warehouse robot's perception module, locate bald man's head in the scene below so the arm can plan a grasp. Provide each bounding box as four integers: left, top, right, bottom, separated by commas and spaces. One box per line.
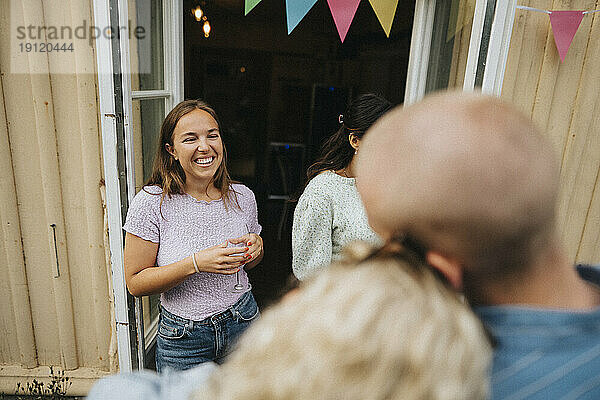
356, 92, 559, 277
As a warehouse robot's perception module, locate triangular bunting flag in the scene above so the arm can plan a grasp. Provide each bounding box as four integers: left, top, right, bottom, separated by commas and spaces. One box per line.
286, 0, 319, 34
549, 10, 585, 62
327, 0, 362, 42
368, 0, 399, 37
245, 0, 263, 15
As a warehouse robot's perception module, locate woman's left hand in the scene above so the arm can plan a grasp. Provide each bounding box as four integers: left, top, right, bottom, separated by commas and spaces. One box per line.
228, 233, 263, 266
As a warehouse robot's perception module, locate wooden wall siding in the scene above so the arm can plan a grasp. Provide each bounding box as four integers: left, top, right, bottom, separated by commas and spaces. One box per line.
0, 0, 115, 386
502, 0, 600, 263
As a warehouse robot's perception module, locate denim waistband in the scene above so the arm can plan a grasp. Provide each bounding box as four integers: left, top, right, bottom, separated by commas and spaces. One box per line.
160, 290, 253, 326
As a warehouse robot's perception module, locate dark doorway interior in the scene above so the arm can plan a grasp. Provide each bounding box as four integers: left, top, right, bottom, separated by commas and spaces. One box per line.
183, 0, 414, 307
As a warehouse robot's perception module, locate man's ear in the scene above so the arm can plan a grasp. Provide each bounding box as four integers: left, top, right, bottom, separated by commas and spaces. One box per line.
426, 251, 463, 290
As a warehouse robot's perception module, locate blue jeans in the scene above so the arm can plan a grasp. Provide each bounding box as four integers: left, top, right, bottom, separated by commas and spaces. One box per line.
155, 291, 259, 372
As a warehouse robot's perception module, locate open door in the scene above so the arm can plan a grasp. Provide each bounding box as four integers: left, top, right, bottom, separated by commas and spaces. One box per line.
122, 0, 184, 370
94, 0, 183, 372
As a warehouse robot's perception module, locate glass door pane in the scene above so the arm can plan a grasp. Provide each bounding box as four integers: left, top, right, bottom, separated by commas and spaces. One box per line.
131, 98, 166, 191
425, 0, 476, 93
129, 0, 165, 91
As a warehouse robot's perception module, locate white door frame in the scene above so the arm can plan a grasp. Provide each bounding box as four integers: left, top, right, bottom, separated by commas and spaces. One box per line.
404, 0, 436, 105
462, 0, 490, 91
93, 0, 134, 373
481, 0, 517, 95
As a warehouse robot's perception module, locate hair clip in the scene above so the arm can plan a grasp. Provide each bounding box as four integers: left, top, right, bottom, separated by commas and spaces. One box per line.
338, 114, 344, 124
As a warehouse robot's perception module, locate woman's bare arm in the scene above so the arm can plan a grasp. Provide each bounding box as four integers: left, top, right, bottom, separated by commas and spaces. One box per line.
124, 233, 248, 297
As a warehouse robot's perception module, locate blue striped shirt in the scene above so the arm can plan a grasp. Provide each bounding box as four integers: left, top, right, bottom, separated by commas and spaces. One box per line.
476, 265, 600, 400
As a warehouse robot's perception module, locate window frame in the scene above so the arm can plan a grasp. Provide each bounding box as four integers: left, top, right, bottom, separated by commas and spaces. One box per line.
404, 0, 517, 104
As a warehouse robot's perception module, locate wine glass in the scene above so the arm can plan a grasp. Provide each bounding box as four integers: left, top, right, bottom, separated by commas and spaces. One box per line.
231, 223, 252, 293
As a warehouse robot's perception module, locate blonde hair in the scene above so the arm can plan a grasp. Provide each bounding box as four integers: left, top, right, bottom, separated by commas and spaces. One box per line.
194, 243, 491, 400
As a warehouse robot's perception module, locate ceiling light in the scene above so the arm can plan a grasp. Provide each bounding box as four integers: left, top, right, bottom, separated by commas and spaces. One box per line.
192, 5, 203, 21
203, 20, 211, 38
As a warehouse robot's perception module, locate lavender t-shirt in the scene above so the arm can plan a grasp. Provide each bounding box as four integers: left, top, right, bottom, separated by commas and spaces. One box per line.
123, 184, 262, 320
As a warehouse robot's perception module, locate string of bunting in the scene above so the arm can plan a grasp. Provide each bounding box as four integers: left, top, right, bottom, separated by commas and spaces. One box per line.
516, 5, 600, 62
245, 0, 400, 42
244, 1, 600, 55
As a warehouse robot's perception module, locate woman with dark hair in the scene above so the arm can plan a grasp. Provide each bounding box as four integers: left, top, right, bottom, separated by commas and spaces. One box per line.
292, 94, 392, 280
123, 100, 263, 371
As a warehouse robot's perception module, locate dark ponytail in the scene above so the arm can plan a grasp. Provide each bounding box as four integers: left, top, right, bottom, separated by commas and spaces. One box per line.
305, 93, 392, 182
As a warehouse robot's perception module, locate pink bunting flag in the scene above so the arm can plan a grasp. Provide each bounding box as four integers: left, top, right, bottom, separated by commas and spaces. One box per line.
549, 11, 585, 62
327, 0, 362, 42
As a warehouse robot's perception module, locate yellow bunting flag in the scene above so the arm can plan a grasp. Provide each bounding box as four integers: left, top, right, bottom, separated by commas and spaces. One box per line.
368, 0, 399, 37
245, 0, 263, 15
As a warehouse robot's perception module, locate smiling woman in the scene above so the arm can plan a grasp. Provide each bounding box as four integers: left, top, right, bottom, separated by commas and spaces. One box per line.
165, 109, 224, 199
122, 100, 264, 371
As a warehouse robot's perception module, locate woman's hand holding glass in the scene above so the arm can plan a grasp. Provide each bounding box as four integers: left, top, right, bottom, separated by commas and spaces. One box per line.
228, 233, 263, 265
192, 241, 249, 275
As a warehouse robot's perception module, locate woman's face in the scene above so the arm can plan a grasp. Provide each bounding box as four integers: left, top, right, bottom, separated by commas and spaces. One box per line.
166, 109, 224, 187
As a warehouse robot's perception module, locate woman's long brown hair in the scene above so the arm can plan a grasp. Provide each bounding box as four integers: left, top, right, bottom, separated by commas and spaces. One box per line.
144, 99, 240, 211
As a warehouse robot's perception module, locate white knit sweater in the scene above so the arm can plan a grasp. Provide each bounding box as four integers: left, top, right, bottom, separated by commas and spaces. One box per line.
292, 171, 382, 280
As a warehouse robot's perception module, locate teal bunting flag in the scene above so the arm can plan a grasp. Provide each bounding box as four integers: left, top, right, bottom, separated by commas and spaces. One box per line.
286, 0, 319, 34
